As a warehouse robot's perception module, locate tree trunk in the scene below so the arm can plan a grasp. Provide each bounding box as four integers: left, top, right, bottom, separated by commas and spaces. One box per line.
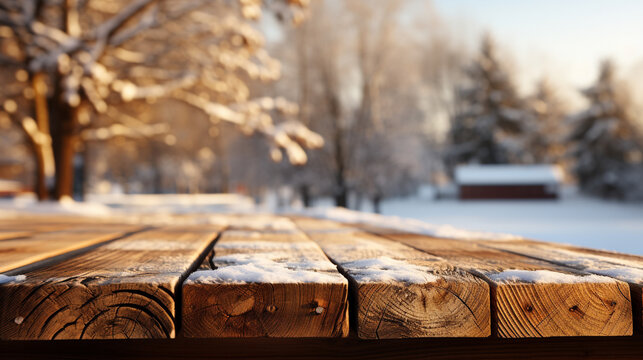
29, 142, 48, 201
333, 126, 348, 208
372, 193, 382, 214
50, 98, 77, 200
299, 184, 311, 207
30, 72, 54, 200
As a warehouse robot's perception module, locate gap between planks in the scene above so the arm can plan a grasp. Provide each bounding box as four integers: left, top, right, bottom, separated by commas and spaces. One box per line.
293, 217, 490, 339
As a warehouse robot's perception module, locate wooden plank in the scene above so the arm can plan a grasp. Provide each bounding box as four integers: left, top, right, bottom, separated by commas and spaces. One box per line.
0, 231, 30, 241
374, 231, 633, 338
0, 226, 219, 340
0, 226, 140, 273
481, 239, 643, 332
182, 220, 349, 338
294, 218, 490, 339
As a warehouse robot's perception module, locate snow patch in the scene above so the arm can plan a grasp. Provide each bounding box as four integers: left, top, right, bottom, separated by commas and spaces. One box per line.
543, 247, 643, 270
488, 269, 616, 284
0, 274, 26, 284
296, 207, 520, 241
343, 257, 439, 284
188, 260, 344, 284
216, 241, 321, 251
190, 242, 346, 284
212, 214, 297, 231
222, 230, 263, 238
0, 196, 113, 217
214, 252, 338, 272
592, 268, 643, 283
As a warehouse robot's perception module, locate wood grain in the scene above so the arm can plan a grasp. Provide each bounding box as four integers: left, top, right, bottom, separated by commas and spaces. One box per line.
376, 232, 633, 338
481, 239, 643, 332
182, 220, 349, 338
294, 218, 490, 339
0, 231, 31, 241
0, 226, 141, 273
0, 226, 219, 340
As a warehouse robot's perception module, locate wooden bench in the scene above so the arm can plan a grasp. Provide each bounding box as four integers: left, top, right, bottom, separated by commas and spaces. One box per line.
0, 214, 641, 359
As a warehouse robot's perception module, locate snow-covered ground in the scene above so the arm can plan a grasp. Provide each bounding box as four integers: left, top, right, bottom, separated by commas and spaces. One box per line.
375, 193, 643, 255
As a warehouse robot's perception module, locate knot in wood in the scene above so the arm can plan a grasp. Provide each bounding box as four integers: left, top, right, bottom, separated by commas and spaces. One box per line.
266, 305, 277, 313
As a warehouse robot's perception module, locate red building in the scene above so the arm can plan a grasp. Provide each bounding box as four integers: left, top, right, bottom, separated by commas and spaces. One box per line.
455, 165, 563, 200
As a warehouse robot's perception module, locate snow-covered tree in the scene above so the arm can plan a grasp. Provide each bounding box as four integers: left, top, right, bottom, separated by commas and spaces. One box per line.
568, 60, 643, 199
0, 0, 321, 200
525, 79, 568, 164
445, 35, 531, 173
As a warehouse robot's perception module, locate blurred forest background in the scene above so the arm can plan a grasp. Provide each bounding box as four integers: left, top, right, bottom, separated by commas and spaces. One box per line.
1, 0, 643, 210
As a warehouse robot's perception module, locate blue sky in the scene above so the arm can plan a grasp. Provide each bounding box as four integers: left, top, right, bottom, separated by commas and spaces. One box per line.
432, 0, 643, 104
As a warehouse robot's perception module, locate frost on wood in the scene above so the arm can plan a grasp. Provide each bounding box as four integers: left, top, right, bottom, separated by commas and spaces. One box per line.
505, 245, 643, 284
0, 274, 26, 284
487, 269, 616, 284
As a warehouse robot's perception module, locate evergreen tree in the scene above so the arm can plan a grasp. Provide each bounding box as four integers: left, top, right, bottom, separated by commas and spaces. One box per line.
445, 34, 530, 173
525, 79, 568, 164
568, 60, 643, 199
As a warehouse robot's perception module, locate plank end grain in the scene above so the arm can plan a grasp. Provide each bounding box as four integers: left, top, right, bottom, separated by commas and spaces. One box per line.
0, 227, 219, 340
378, 233, 634, 338
182, 226, 349, 338
490, 276, 633, 338
0, 276, 178, 340
182, 281, 349, 338
354, 276, 490, 339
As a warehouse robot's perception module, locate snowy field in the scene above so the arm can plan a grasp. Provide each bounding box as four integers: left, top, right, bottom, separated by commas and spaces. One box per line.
375, 194, 643, 255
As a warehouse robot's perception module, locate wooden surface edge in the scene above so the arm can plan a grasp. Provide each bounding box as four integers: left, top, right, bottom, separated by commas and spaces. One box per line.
2, 336, 643, 360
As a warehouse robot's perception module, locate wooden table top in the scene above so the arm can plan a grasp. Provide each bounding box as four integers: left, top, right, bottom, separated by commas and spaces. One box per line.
0, 213, 641, 357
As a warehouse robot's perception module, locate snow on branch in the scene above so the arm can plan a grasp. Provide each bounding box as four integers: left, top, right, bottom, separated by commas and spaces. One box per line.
3, 0, 322, 166
81, 122, 169, 141
174, 90, 323, 164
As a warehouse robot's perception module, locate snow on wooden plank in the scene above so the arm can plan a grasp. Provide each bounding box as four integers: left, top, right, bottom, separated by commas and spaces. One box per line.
182, 219, 349, 338
481, 240, 643, 332
455, 165, 563, 185
292, 208, 522, 241
377, 232, 633, 338
211, 213, 301, 232
294, 217, 490, 339
0, 226, 142, 273
0, 226, 220, 340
